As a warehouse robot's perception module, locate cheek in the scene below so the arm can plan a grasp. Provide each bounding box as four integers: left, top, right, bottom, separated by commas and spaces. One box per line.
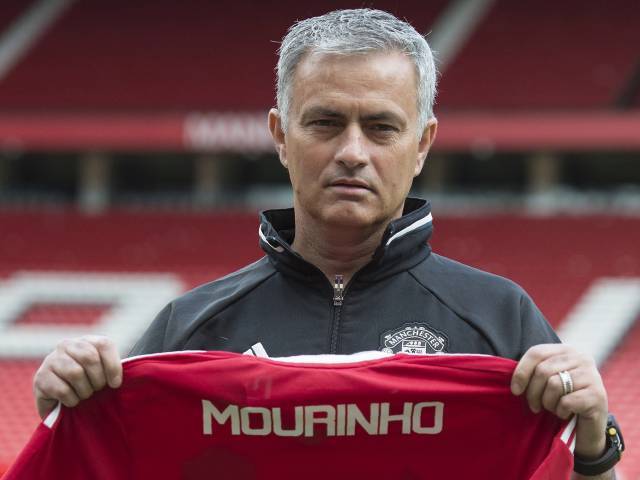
395, 145, 420, 179
376, 149, 416, 184
285, 156, 318, 195
291, 144, 329, 177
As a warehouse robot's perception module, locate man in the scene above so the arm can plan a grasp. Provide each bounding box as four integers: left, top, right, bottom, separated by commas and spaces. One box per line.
33, 9, 617, 478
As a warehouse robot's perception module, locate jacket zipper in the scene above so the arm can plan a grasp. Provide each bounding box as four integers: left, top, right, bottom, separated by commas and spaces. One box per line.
333, 275, 344, 306
330, 275, 345, 353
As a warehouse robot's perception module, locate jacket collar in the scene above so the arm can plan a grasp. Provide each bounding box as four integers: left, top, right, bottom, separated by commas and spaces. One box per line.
258, 197, 433, 282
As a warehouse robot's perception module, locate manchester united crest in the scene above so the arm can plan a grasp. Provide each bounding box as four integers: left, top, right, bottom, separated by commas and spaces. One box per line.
380, 323, 448, 354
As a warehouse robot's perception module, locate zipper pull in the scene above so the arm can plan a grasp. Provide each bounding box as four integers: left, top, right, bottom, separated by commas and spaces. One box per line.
333, 274, 344, 306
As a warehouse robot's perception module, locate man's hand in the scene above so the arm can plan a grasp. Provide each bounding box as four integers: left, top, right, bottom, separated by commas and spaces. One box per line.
511, 344, 609, 462
33, 335, 122, 420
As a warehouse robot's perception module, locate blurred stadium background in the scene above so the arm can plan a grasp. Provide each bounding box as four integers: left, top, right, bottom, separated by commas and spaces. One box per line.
0, 0, 639, 477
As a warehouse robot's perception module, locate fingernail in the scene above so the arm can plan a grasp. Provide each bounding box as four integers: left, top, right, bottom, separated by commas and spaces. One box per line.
112, 375, 122, 387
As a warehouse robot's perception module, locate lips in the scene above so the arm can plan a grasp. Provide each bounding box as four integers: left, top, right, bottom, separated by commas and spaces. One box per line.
329, 178, 372, 191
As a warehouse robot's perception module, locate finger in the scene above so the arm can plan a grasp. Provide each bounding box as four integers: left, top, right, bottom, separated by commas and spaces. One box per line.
556, 389, 593, 420
556, 383, 607, 420
34, 370, 81, 410
33, 365, 62, 419
65, 340, 107, 391
525, 354, 580, 413
511, 344, 569, 396
35, 397, 57, 420
86, 336, 123, 388
541, 367, 584, 413
50, 354, 94, 401
540, 372, 564, 413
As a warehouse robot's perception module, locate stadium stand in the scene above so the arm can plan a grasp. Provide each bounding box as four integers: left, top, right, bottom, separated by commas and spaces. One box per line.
0, 209, 259, 279
0, 0, 638, 153
7, 0, 636, 113
0, 1, 33, 33
630, 62, 640, 107
0, 0, 448, 110
1, 0, 639, 477
437, 0, 640, 110
15, 303, 109, 326
0, 359, 39, 476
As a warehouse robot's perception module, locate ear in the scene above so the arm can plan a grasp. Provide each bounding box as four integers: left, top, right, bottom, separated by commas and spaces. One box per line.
414, 118, 438, 177
268, 108, 288, 168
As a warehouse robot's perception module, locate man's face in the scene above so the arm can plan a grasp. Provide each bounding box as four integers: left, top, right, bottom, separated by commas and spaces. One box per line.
269, 50, 436, 230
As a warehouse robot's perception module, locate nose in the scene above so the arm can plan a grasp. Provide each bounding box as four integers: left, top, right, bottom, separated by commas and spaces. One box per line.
334, 124, 369, 169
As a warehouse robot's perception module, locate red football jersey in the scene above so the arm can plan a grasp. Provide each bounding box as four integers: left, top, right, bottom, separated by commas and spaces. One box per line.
5, 351, 575, 479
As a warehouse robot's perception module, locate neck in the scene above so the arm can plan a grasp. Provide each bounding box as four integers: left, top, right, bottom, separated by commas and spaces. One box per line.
291, 216, 389, 286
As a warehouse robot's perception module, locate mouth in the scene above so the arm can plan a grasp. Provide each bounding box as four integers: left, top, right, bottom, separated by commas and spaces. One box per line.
328, 178, 372, 192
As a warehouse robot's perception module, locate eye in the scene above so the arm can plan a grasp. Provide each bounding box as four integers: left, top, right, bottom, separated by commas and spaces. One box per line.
370, 123, 398, 133
309, 119, 340, 127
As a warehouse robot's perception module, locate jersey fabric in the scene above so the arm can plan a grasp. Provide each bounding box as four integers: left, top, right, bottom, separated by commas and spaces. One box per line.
130, 198, 559, 359
5, 351, 575, 480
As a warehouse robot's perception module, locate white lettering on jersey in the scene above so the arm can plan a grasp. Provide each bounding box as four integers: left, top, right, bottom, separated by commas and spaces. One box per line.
202, 401, 445, 437
202, 402, 240, 435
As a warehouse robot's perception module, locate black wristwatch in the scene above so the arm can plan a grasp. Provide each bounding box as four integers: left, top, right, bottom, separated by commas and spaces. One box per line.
573, 414, 625, 476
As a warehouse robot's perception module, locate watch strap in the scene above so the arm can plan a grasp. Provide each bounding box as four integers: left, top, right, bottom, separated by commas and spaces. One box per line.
573, 414, 625, 476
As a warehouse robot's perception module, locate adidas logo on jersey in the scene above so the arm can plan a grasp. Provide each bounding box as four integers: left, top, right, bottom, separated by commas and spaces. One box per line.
202, 400, 444, 437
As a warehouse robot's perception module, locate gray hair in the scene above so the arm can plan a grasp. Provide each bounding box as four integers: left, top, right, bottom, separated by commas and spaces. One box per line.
276, 8, 437, 137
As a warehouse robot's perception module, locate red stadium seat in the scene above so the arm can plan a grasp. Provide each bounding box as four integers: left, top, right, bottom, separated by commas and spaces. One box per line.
438, 0, 640, 110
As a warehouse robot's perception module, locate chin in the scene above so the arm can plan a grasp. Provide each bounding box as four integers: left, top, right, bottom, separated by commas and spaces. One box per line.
320, 204, 383, 229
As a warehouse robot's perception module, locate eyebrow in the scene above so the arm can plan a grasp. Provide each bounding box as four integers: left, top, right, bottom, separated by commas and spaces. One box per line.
361, 112, 403, 124
300, 107, 344, 123
300, 107, 404, 125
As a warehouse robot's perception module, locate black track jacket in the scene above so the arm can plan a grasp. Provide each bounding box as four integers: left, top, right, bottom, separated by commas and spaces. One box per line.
130, 198, 558, 359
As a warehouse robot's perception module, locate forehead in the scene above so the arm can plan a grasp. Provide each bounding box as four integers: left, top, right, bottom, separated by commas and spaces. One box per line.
291, 50, 418, 118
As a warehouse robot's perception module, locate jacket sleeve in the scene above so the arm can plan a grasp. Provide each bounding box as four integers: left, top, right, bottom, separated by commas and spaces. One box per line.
517, 293, 560, 358
128, 302, 173, 356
